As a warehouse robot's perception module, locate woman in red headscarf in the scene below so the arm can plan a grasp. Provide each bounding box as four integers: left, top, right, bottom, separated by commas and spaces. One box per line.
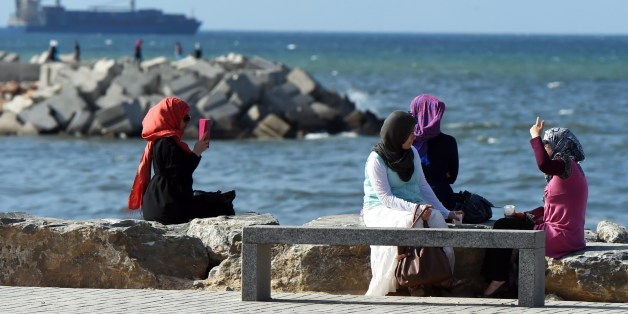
128, 97, 235, 224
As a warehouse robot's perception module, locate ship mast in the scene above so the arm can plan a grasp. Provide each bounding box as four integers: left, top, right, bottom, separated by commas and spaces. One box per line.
130, 0, 135, 12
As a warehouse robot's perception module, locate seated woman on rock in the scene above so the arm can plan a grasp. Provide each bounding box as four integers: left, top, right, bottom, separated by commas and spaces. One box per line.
479, 117, 587, 297
361, 110, 464, 296
128, 97, 236, 225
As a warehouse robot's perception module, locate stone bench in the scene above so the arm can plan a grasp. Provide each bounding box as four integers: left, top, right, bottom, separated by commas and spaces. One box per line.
241, 225, 546, 307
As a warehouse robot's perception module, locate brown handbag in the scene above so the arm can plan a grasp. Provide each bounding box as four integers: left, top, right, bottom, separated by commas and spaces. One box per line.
394, 206, 454, 289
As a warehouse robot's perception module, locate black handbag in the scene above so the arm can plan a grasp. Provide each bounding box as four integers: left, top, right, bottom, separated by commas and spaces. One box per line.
453, 190, 493, 224
394, 206, 453, 288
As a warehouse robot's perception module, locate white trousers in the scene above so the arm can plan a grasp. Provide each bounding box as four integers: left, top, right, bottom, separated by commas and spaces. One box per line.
362, 205, 455, 296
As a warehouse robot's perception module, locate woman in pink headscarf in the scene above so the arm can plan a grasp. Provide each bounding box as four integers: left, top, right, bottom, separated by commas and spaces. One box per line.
410, 94, 459, 211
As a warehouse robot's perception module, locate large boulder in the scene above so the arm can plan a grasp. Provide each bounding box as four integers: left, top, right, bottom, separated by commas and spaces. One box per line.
546, 242, 628, 302
597, 220, 628, 243
0, 213, 208, 289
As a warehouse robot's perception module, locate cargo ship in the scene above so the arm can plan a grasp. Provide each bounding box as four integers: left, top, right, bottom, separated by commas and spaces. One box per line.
7, 0, 201, 34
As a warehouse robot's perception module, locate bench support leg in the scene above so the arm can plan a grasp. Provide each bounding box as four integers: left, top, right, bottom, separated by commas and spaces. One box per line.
241, 243, 272, 301
518, 248, 545, 307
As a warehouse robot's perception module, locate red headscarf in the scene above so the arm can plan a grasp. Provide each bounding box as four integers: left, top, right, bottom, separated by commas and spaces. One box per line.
128, 97, 192, 210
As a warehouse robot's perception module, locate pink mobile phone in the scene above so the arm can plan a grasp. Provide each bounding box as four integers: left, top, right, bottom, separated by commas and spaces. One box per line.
199, 118, 212, 141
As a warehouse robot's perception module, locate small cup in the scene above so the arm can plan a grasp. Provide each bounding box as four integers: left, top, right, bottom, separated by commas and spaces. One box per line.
504, 205, 516, 217
454, 213, 463, 225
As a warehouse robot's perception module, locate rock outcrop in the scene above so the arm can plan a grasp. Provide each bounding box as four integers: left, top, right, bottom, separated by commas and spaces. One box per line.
0, 54, 383, 138
1, 212, 626, 303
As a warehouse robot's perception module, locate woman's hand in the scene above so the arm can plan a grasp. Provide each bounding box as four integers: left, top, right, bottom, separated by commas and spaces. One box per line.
511, 212, 526, 220
530, 116, 545, 138
192, 136, 209, 156
419, 204, 433, 221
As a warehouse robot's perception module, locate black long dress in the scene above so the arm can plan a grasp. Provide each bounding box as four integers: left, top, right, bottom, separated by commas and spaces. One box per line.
142, 137, 235, 224
421, 133, 459, 210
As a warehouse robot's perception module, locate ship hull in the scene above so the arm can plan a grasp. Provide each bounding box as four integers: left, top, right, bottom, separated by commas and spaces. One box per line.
9, 5, 201, 35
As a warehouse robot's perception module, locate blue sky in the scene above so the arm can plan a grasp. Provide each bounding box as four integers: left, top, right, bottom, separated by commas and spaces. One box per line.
2, 0, 628, 34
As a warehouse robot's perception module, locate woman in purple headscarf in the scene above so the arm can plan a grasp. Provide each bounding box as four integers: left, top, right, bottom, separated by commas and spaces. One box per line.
410, 94, 459, 211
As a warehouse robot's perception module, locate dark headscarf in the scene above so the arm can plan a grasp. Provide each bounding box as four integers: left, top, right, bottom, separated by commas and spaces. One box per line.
373, 111, 417, 182
543, 127, 585, 182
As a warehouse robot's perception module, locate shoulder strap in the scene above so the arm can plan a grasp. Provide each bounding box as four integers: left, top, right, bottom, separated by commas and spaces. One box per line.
410, 205, 429, 228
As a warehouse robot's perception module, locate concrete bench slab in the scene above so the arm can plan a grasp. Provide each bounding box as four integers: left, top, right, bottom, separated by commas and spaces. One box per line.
241, 225, 545, 307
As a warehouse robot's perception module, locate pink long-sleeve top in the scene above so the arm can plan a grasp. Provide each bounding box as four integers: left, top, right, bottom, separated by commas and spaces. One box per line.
530, 137, 587, 258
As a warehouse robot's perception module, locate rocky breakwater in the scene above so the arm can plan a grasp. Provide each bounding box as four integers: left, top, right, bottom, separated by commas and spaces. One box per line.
2, 212, 626, 303
0, 53, 382, 139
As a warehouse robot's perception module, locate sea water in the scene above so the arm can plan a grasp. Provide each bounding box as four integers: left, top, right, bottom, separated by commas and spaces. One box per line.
1, 31, 627, 228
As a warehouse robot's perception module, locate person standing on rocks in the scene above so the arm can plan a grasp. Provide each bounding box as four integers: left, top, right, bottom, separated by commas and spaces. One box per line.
73, 41, 80, 63
134, 39, 143, 63
193, 42, 202, 59
478, 117, 588, 298
361, 111, 464, 296
174, 41, 183, 60
128, 97, 236, 225
46, 39, 59, 62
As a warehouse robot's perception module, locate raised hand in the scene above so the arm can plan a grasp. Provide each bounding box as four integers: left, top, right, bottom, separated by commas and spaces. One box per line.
530, 116, 545, 138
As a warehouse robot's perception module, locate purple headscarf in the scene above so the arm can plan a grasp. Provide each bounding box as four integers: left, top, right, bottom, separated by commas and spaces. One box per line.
410, 94, 446, 165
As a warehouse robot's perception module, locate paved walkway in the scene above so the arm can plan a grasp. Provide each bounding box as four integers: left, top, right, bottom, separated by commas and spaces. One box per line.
1, 286, 627, 313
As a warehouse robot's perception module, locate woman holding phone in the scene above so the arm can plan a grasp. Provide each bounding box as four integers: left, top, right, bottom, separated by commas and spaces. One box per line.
128, 97, 236, 225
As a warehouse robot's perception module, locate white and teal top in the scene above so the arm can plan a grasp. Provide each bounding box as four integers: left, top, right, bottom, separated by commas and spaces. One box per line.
363, 146, 451, 219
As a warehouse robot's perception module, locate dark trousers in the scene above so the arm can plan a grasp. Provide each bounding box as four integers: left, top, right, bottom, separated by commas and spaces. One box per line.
481, 217, 534, 281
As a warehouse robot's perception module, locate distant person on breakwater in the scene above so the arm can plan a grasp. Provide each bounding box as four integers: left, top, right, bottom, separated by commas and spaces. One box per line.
478, 117, 587, 298
128, 97, 236, 225
361, 111, 464, 296
174, 41, 183, 60
193, 42, 202, 59
134, 39, 143, 63
45, 39, 58, 62
73, 41, 80, 63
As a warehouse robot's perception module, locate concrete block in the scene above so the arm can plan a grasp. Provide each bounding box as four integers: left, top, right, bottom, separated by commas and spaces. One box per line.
140, 56, 169, 72
254, 68, 288, 87
3, 53, 19, 63
291, 94, 314, 108
91, 100, 143, 136
208, 102, 240, 122
224, 73, 260, 107
285, 104, 325, 132
0, 112, 21, 135
137, 94, 164, 113
32, 84, 63, 102
247, 104, 261, 121
246, 56, 286, 71
286, 68, 318, 95
177, 86, 209, 111
96, 86, 135, 110
162, 73, 203, 96
311, 102, 342, 121
65, 110, 93, 135
252, 114, 291, 139
46, 86, 89, 127
3, 95, 34, 114
0, 62, 40, 82
197, 91, 228, 116
17, 102, 59, 133
112, 66, 160, 98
